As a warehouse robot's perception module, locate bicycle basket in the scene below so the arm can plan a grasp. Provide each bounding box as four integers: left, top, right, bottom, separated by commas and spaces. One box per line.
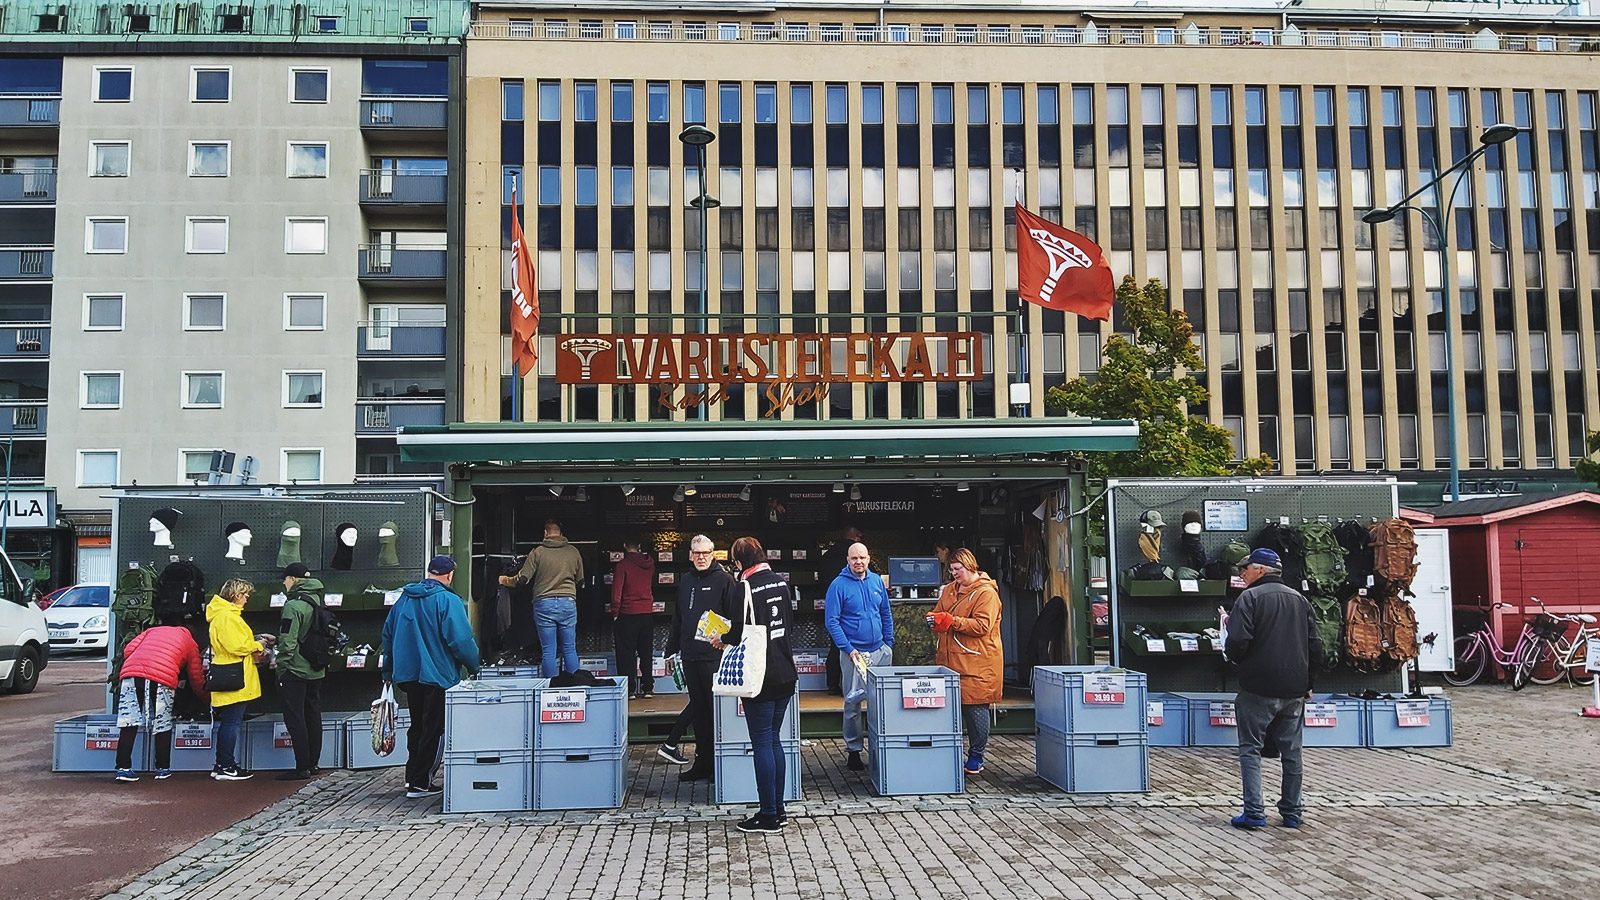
1531, 614, 1569, 640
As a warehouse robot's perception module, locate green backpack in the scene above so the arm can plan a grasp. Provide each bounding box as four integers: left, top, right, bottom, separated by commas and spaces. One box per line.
113, 563, 158, 626
1299, 523, 1347, 597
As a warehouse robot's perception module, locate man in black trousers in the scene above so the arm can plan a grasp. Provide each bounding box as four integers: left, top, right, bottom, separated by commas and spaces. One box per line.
657, 534, 740, 781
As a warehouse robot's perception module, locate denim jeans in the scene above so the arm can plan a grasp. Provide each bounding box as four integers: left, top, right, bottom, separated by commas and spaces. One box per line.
745, 696, 791, 818
1236, 690, 1305, 819
213, 702, 247, 770
533, 596, 581, 677
962, 703, 992, 763
841, 645, 894, 751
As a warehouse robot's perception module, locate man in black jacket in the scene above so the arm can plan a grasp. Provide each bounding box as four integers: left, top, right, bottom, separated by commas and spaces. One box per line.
658, 534, 740, 781
1223, 547, 1322, 831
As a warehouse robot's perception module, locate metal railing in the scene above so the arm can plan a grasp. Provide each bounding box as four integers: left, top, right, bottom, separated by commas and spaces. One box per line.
0, 325, 50, 356
359, 170, 447, 204
0, 169, 56, 202
0, 247, 53, 279
358, 245, 447, 279
356, 399, 447, 432
0, 95, 61, 126
358, 324, 447, 356
360, 97, 448, 129
0, 402, 46, 436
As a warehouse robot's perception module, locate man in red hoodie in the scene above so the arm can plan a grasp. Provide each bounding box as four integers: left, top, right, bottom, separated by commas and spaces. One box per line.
113, 620, 208, 782
611, 539, 657, 698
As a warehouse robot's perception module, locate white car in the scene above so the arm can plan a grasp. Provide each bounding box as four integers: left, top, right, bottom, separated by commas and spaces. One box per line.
44, 584, 111, 653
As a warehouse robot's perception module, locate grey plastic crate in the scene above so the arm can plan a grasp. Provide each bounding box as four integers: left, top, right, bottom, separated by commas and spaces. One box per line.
867, 733, 965, 796
346, 710, 411, 769
793, 648, 829, 692
533, 679, 628, 750
444, 677, 543, 752
532, 745, 626, 810
53, 715, 147, 772
1364, 696, 1452, 747
168, 720, 221, 771
1036, 726, 1149, 793
442, 750, 532, 813
714, 693, 800, 744
1176, 693, 1240, 747
242, 716, 345, 770
1033, 666, 1148, 735
713, 741, 802, 805
479, 665, 542, 678
1145, 693, 1189, 747
865, 666, 962, 737
1302, 694, 1369, 748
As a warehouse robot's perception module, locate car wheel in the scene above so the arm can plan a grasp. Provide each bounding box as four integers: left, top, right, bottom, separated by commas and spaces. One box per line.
9, 645, 41, 694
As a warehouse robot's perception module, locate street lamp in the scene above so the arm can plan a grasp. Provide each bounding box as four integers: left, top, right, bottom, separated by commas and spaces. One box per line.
679, 124, 718, 421
1361, 122, 1519, 504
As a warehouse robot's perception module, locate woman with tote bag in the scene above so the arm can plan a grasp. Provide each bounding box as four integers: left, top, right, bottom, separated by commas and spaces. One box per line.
725, 536, 798, 834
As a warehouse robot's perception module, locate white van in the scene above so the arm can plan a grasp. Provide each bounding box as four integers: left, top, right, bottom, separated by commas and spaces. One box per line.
0, 551, 48, 694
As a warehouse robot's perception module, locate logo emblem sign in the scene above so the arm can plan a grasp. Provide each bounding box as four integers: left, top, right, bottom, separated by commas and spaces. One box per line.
559, 337, 614, 381
1026, 227, 1095, 306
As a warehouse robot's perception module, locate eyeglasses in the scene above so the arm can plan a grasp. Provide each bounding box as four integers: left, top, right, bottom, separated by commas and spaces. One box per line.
690, 550, 713, 557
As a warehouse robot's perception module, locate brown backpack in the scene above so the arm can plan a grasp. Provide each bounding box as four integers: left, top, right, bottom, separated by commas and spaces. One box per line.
1378, 591, 1420, 668
1368, 519, 1419, 593
1343, 594, 1385, 673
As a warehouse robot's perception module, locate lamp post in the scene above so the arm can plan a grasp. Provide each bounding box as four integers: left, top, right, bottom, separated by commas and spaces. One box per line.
678, 125, 718, 420
1361, 122, 1518, 504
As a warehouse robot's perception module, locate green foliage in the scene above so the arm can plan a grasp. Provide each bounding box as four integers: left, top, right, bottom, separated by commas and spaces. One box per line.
1578, 429, 1600, 488
1045, 275, 1273, 479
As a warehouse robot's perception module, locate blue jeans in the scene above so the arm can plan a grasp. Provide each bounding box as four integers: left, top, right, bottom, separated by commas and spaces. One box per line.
1235, 690, 1305, 820
213, 702, 246, 770
533, 596, 581, 677
745, 697, 790, 818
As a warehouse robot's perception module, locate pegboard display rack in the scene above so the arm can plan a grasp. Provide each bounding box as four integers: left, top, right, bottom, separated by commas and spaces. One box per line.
1106, 478, 1403, 694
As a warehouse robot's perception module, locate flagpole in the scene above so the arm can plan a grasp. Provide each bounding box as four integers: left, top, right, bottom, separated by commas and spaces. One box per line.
1010, 180, 1031, 419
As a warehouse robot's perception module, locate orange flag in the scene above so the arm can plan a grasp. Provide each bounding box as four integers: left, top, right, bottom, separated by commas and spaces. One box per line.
509, 187, 539, 378
1014, 203, 1114, 321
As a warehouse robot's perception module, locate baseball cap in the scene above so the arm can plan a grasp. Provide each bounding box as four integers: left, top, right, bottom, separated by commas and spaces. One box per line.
282, 562, 310, 579
427, 554, 457, 575
1239, 548, 1282, 570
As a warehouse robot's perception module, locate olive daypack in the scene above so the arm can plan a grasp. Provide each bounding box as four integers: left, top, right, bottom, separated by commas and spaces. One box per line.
153, 561, 206, 621
1298, 522, 1347, 596
291, 595, 349, 670
1369, 519, 1419, 593
1343, 593, 1385, 672
113, 563, 158, 627
1378, 591, 1420, 667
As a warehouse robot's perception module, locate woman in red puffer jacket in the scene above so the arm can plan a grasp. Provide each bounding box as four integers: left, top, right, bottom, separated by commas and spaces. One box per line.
113, 623, 208, 782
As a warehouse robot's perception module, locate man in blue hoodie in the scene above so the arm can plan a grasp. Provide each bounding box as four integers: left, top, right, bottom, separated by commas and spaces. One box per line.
382, 555, 481, 798
825, 541, 895, 772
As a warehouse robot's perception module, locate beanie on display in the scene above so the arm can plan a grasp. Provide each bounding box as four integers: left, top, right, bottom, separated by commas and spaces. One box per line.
225, 521, 249, 538
277, 520, 302, 569
1181, 510, 1202, 529
152, 508, 182, 531
377, 521, 400, 567
331, 523, 357, 570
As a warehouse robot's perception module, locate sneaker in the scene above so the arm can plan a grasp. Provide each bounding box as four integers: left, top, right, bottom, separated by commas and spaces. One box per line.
405, 783, 443, 799
963, 758, 984, 776
776, 814, 789, 827
736, 814, 783, 834
1230, 813, 1268, 829
153, 768, 172, 781
214, 766, 254, 781
1281, 815, 1303, 829
658, 743, 690, 766
846, 751, 865, 772
275, 768, 313, 782
114, 768, 139, 783
641, 690, 654, 699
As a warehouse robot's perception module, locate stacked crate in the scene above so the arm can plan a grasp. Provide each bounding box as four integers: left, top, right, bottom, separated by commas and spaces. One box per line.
713, 693, 801, 805
1175, 692, 1240, 747
865, 665, 964, 796
531, 677, 628, 810
53, 714, 147, 772
1033, 666, 1149, 793
442, 677, 541, 813
241, 715, 346, 771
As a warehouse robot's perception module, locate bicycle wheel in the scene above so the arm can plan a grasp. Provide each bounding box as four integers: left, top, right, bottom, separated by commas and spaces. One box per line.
1528, 641, 1569, 686
1512, 638, 1547, 691
1444, 635, 1486, 686
1573, 639, 1596, 687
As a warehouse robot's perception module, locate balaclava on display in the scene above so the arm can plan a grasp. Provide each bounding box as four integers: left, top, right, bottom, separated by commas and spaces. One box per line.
377, 521, 400, 567
277, 521, 302, 569
1137, 510, 1164, 563
1180, 510, 1206, 570
332, 522, 357, 570
224, 521, 251, 561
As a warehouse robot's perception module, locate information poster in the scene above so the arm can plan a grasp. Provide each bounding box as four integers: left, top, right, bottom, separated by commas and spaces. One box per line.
1203, 499, 1249, 532
765, 489, 830, 526
602, 487, 679, 527
683, 489, 756, 526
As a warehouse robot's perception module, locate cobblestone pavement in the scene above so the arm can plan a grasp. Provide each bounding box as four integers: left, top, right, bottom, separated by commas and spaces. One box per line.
104, 684, 1600, 900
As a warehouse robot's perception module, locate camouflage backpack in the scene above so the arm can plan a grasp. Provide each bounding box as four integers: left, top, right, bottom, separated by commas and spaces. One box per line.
1315, 612, 1344, 674
113, 563, 158, 627
1343, 593, 1385, 673
1378, 590, 1420, 668
1299, 522, 1347, 597
1368, 519, 1419, 594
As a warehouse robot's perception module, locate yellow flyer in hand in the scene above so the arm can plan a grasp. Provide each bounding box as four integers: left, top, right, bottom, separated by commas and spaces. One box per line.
696, 609, 732, 643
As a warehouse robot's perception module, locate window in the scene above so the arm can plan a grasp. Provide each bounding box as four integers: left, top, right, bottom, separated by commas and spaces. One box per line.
82, 372, 122, 408
285, 217, 328, 254
90, 141, 130, 177
282, 449, 323, 483
188, 141, 230, 177
406, 17, 430, 33
286, 142, 329, 178
316, 17, 339, 32
181, 450, 220, 482
284, 371, 324, 407
285, 293, 326, 330
290, 68, 329, 103
185, 217, 228, 254
502, 80, 524, 121
84, 293, 124, 331
86, 217, 128, 253
191, 67, 231, 102
78, 450, 119, 487
93, 67, 132, 102
183, 293, 225, 330
183, 372, 224, 408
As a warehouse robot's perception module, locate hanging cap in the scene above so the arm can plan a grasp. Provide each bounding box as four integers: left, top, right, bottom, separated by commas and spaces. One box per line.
427, 555, 457, 575
282, 562, 310, 579
1241, 548, 1282, 570
1140, 509, 1166, 529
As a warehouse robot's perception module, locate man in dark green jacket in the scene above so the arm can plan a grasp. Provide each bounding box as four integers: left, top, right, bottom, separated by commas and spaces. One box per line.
276, 563, 327, 780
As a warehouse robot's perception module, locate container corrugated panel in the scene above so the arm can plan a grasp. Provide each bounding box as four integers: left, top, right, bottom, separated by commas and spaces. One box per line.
241, 716, 345, 771
713, 693, 800, 744
1175, 693, 1240, 747
53, 715, 147, 772
1033, 666, 1149, 734
1302, 694, 1368, 748
1144, 693, 1189, 747
867, 732, 965, 796
1035, 725, 1150, 793
444, 677, 543, 752
442, 749, 532, 813
713, 742, 802, 805
865, 666, 962, 737
346, 710, 411, 769
531, 745, 626, 810
532, 679, 628, 750
1364, 696, 1452, 747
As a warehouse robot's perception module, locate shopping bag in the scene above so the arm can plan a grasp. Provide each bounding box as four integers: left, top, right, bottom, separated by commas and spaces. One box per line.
370, 683, 399, 757
712, 581, 767, 699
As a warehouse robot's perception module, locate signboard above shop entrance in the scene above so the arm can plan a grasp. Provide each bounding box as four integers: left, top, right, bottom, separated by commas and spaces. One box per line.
555, 333, 986, 385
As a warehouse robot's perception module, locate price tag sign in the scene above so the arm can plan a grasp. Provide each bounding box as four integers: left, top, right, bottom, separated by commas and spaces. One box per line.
1230, 576, 1247, 589
384, 590, 401, 606
270, 593, 287, 608
814, 597, 827, 611
652, 600, 666, 614
347, 652, 368, 668
1146, 701, 1164, 727
736, 698, 746, 717
273, 723, 295, 749
1208, 701, 1237, 727
1207, 637, 1224, 651
1587, 637, 1600, 673
658, 573, 676, 584
540, 689, 588, 723
609, 551, 624, 563
1145, 638, 1166, 652
901, 676, 948, 709
174, 722, 212, 749
1304, 702, 1338, 727
793, 652, 825, 675
578, 656, 610, 675
324, 593, 343, 608
1178, 638, 1200, 652
85, 724, 120, 750
1396, 699, 1431, 727
1179, 578, 1200, 593
1082, 672, 1126, 705
652, 654, 668, 677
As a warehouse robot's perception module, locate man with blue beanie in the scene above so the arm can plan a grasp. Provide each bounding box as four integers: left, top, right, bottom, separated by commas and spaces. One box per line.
825, 541, 894, 772
382, 555, 481, 799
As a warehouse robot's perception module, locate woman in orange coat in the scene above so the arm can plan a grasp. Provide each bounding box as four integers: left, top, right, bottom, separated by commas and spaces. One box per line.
928, 547, 1003, 775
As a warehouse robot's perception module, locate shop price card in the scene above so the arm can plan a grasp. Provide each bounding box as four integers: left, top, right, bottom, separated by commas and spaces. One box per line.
1082, 672, 1127, 704
902, 676, 948, 709
540, 689, 588, 723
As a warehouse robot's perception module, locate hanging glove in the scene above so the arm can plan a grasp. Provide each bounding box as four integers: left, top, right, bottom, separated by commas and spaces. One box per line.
929, 612, 954, 633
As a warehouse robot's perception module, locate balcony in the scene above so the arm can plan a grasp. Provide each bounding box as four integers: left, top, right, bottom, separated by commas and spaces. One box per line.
359, 98, 447, 138
0, 403, 46, 436
359, 171, 447, 208
0, 247, 52, 279
0, 95, 60, 129
0, 325, 49, 358
0, 169, 55, 203
356, 399, 447, 434
358, 325, 446, 358
358, 245, 446, 284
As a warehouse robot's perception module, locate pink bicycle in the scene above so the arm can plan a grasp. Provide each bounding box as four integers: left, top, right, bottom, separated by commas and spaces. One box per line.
1445, 599, 1593, 689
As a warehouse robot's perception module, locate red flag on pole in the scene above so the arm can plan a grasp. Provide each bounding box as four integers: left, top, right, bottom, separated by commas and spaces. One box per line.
509, 186, 539, 379
1014, 203, 1115, 321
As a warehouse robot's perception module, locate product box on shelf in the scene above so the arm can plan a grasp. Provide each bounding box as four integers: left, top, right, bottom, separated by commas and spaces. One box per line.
867, 732, 965, 796
1035, 725, 1150, 793
53, 715, 147, 772
442, 749, 533, 814
444, 677, 543, 753
1144, 693, 1189, 747
532, 745, 626, 810
241, 715, 345, 771
1364, 695, 1452, 747
1033, 665, 1149, 735
865, 666, 962, 737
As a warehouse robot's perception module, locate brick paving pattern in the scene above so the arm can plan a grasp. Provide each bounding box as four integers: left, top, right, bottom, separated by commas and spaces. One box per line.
103, 684, 1600, 900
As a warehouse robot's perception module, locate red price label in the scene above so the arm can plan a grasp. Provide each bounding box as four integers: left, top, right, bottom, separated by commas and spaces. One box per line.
1396, 700, 1430, 727
1085, 691, 1125, 705
539, 689, 588, 723
540, 708, 586, 723
1146, 701, 1164, 727
86, 726, 118, 750
1304, 703, 1337, 728
906, 695, 947, 709
1209, 701, 1236, 727
86, 738, 117, 750
273, 725, 294, 749
901, 676, 947, 709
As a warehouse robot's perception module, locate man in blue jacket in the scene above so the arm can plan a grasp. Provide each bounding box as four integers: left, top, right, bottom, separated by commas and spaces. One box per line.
825, 541, 895, 772
382, 555, 481, 798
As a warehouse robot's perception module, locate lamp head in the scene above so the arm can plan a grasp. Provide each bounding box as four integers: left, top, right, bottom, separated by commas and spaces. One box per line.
688, 194, 721, 210
1361, 207, 1398, 225
678, 124, 716, 147
1479, 122, 1519, 146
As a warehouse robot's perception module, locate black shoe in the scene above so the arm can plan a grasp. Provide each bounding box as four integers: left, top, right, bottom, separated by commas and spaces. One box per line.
737, 814, 782, 834
275, 768, 313, 781
641, 690, 654, 699
847, 751, 865, 772
405, 783, 443, 798
679, 768, 712, 783
658, 744, 690, 766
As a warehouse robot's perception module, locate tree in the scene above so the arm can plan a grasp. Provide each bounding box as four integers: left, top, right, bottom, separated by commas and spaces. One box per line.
1045, 274, 1273, 478
1578, 428, 1600, 487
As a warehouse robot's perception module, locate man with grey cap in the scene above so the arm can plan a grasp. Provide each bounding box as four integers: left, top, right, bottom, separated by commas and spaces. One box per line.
1224, 547, 1323, 830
